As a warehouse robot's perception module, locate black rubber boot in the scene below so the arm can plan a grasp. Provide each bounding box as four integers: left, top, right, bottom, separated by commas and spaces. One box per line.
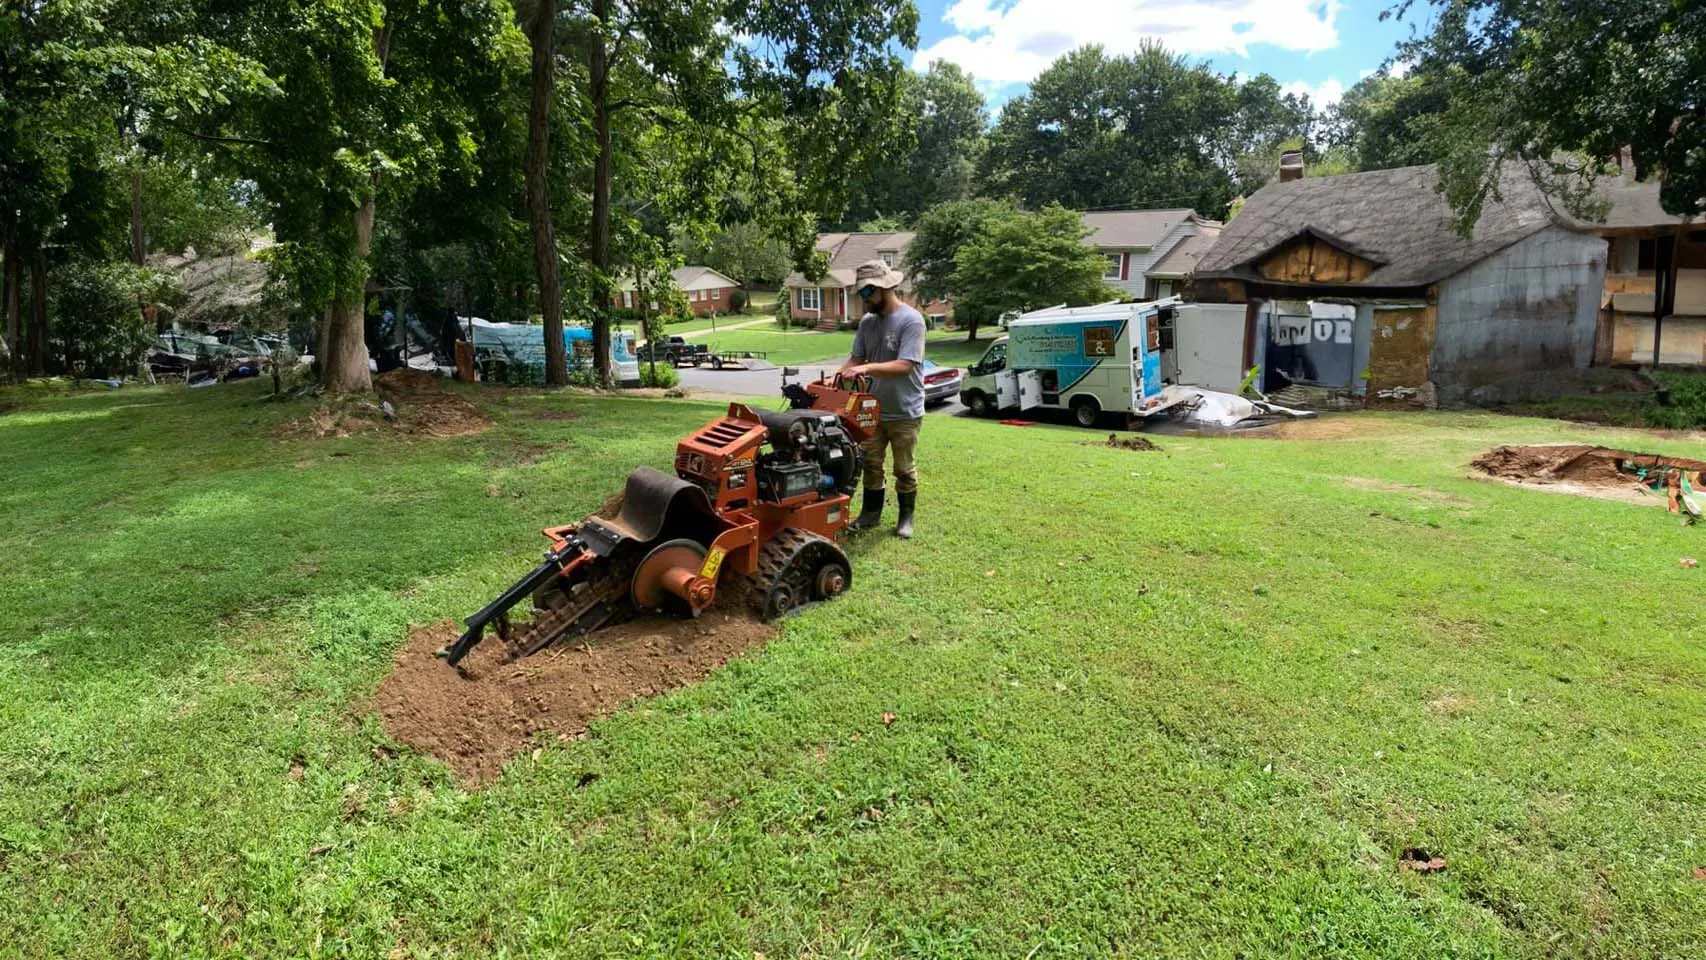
854, 488, 885, 530
895, 492, 915, 540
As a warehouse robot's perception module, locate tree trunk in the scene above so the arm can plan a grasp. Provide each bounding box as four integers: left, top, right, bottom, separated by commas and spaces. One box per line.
965, 313, 978, 342
130, 165, 146, 267
29, 249, 47, 375
321, 192, 377, 393
526, 0, 568, 386
588, 0, 614, 388
3, 242, 20, 379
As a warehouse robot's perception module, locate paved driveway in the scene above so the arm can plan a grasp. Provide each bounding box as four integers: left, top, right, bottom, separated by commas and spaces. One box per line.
677, 361, 968, 416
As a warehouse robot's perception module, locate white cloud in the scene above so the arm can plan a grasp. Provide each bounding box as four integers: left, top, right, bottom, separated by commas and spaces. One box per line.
1281, 76, 1344, 108
915, 0, 1342, 93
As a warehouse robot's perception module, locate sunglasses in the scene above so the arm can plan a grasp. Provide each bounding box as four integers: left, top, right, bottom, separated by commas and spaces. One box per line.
857, 285, 877, 299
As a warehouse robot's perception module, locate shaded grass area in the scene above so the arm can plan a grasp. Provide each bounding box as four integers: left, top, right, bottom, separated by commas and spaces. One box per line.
3, 383, 1706, 957
1497, 370, 1706, 430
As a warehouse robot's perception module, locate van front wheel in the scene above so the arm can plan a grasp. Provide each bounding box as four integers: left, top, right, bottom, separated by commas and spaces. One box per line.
964, 391, 993, 417
1071, 397, 1101, 428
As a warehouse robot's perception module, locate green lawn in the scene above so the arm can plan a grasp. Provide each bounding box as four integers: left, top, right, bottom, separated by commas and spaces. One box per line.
700, 326, 857, 365
4, 381, 1706, 957
662, 312, 762, 335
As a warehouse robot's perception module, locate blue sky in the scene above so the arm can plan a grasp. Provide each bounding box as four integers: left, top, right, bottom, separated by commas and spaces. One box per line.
909, 0, 1424, 111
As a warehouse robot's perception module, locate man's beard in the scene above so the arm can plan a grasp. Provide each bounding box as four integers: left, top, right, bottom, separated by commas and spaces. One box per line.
862, 294, 884, 314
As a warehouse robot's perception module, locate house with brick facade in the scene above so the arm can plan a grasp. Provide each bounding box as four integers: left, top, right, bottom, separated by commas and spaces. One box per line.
1082, 209, 1222, 300
613, 266, 740, 317
782, 232, 950, 330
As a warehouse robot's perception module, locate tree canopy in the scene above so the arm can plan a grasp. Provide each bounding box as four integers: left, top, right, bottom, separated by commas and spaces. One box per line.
977, 44, 1312, 219
1396, 0, 1706, 227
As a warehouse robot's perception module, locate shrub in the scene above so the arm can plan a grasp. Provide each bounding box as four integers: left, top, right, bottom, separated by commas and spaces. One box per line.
1642, 372, 1706, 429
49, 260, 172, 378
729, 289, 749, 314
640, 363, 680, 388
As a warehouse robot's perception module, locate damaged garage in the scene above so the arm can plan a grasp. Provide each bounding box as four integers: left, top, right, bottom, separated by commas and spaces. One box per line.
1193, 162, 1608, 407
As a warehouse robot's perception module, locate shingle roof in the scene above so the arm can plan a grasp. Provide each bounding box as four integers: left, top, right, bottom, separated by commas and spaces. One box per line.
1147, 224, 1223, 279
670, 266, 737, 291
785, 231, 915, 290
1569, 179, 1703, 232
1081, 209, 1196, 249
1195, 164, 1561, 287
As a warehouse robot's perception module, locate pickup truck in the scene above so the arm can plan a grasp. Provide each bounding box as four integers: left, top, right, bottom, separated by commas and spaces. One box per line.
636, 335, 710, 367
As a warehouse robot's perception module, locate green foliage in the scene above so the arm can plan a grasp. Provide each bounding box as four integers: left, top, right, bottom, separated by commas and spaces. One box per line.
1397, 0, 1706, 227
844, 61, 987, 226
1321, 71, 1450, 173
675, 223, 791, 287
638, 363, 679, 388
953, 205, 1116, 328
911, 201, 1113, 334
728, 288, 749, 314
1642, 373, 1706, 430
978, 44, 1308, 218
46, 259, 173, 377
908, 199, 1013, 304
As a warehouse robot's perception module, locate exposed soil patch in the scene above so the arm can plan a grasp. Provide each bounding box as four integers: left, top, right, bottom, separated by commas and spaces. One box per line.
531, 409, 581, 421
1239, 415, 1388, 441
373, 606, 775, 786
1094, 433, 1160, 452
275, 369, 490, 440
1471, 444, 1706, 511
374, 369, 490, 438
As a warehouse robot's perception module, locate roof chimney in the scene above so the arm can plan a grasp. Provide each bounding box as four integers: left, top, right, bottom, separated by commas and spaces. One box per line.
1278, 150, 1305, 183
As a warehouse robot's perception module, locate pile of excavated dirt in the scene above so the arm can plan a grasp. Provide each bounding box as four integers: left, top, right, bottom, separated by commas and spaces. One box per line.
373, 606, 775, 785
1098, 433, 1160, 452
373, 369, 490, 438
276, 369, 490, 440
1471, 444, 1706, 509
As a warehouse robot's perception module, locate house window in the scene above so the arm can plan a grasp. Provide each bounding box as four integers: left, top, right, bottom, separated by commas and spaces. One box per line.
879, 251, 896, 266
799, 287, 822, 311
622, 290, 633, 309
1103, 253, 1123, 280
691, 289, 702, 302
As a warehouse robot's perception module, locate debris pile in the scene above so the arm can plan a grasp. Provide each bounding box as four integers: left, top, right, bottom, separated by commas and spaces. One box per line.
1472, 444, 1706, 519
374, 608, 775, 785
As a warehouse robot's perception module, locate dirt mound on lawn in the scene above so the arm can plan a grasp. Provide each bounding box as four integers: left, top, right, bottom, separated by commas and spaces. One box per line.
1473, 445, 1706, 485
374, 369, 490, 437
276, 369, 489, 440
373, 607, 775, 786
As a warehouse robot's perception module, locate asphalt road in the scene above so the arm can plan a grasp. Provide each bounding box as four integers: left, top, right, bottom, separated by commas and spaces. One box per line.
676, 360, 969, 416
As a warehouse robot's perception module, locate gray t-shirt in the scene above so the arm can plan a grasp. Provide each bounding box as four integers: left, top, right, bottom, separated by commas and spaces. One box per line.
851, 301, 926, 421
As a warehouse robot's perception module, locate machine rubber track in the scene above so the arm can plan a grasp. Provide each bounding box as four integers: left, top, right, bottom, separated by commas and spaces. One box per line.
748, 528, 851, 621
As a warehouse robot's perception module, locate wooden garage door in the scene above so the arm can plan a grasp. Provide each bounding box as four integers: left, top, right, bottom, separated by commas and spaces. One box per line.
1367, 305, 1434, 393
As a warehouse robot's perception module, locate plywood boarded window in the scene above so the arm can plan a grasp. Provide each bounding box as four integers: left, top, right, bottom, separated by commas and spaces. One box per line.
1367, 305, 1435, 393
1257, 234, 1379, 285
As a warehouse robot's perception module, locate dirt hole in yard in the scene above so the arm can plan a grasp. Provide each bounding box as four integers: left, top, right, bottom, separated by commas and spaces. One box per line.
1471, 444, 1706, 509
277, 369, 490, 440
373, 603, 774, 786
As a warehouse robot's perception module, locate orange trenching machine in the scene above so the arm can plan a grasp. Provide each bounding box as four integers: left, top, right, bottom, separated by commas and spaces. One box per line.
438, 372, 880, 666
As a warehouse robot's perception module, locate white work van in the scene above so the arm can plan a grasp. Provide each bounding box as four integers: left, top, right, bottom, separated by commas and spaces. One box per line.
958, 299, 1250, 426
957, 300, 1163, 426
